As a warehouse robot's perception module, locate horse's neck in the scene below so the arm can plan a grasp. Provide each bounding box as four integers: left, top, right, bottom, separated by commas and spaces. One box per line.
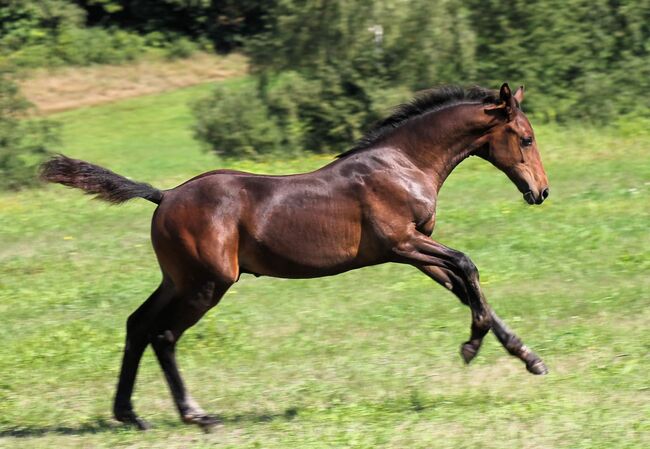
394, 104, 494, 190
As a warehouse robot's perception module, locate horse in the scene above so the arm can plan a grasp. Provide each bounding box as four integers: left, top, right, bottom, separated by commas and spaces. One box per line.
40, 82, 550, 431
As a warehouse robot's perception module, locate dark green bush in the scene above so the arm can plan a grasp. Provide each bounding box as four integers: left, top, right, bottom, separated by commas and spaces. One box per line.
263, 72, 318, 152
0, 0, 85, 52
78, 0, 269, 52
0, 1, 203, 68
164, 37, 198, 60
0, 70, 59, 190
0, 0, 84, 66
273, 70, 383, 154
50, 27, 146, 65
192, 83, 282, 158
192, 70, 406, 157
245, 0, 649, 125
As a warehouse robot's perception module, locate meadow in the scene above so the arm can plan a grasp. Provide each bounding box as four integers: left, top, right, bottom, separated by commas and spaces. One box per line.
0, 80, 648, 448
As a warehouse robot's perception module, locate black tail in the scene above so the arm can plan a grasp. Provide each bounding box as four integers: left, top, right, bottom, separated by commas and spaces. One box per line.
39, 155, 163, 204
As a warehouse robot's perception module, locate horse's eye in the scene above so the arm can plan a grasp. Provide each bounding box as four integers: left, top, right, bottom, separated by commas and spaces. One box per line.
521, 136, 533, 147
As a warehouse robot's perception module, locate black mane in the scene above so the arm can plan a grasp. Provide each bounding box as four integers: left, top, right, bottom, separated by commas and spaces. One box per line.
338, 85, 499, 158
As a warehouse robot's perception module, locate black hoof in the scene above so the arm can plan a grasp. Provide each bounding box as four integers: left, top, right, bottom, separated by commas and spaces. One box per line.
526, 359, 549, 375
114, 410, 152, 431
183, 414, 221, 432
460, 342, 478, 364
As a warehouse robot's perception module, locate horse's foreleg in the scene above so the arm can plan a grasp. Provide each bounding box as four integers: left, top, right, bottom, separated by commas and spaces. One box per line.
114, 282, 175, 429
489, 310, 548, 374
417, 265, 491, 363
150, 281, 231, 430
396, 235, 548, 374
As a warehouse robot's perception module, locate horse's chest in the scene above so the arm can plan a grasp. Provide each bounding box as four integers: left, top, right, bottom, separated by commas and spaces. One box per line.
405, 191, 437, 235
415, 213, 436, 236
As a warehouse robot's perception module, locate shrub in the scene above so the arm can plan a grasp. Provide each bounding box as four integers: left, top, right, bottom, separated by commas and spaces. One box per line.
164, 37, 198, 60
263, 72, 318, 152
39, 26, 146, 66
192, 70, 404, 158
192, 83, 282, 158
0, 70, 59, 190
0, 0, 85, 51
275, 69, 384, 154
4, 25, 149, 68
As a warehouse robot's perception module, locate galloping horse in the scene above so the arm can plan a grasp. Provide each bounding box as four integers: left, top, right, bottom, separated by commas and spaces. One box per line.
41, 83, 550, 430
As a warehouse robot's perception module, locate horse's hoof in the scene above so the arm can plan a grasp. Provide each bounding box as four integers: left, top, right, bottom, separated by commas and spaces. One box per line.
460, 342, 478, 364
115, 411, 152, 431
526, 359, 549, 375
183, 414, 221, 432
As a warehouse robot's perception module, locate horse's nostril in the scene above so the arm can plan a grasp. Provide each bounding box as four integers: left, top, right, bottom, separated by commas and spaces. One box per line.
541, 187, 549, 200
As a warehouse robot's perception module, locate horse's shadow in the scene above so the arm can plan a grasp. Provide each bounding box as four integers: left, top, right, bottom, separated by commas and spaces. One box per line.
0, 407, 301, 438
0, 417, 118, 438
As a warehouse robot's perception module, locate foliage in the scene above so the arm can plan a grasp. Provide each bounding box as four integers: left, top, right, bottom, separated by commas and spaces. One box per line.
0, 0, 85, 52
0, 0, 201, 68
465, 0, 650, 122
263, 69, 384, 154
0, 69, 59, 190
192, 0, 648, 156
2, 0, 648, 154
77, 0, 270, 51
51, 27, 146, 65
163, 36, 199, 60
192, 70, 411, 157
195, 0, 482, 156
192, 82, 282, 158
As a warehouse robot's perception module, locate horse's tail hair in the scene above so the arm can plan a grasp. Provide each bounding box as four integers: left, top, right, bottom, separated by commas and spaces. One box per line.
39, 154, 163, 205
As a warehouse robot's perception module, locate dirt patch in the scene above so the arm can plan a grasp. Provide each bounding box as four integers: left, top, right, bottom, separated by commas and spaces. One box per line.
19, 52, 247, 114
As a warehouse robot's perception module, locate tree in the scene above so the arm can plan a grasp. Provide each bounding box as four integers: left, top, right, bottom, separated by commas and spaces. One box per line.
0, 69, 59, 190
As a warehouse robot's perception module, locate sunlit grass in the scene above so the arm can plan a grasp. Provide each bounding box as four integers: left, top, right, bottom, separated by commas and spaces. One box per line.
0, 82, 648, 448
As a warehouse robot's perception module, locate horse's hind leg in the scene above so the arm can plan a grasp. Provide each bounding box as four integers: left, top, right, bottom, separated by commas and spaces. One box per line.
114, 281, 176, 429
150, 280, 231, 430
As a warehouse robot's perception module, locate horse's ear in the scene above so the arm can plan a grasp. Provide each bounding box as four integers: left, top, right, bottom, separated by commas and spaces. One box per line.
499, 82, 512, 102
483, 83, 514, 119
513, 85, 525, 104
499, 82, 516, 121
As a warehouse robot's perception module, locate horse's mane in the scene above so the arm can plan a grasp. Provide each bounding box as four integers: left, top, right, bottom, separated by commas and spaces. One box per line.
338, 85, 499, 158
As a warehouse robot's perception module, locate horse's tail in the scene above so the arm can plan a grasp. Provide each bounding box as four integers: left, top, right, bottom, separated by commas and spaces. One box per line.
39, 154, 163, 205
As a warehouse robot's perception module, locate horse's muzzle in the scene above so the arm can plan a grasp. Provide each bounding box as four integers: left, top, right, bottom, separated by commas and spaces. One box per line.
524, 187, 549, 205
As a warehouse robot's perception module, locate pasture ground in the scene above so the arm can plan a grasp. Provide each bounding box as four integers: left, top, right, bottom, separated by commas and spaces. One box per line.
19, 52, 247, 113
0, 81, 648, 448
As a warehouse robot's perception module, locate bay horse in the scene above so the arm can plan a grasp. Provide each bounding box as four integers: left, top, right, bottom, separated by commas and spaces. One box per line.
40, 83, 550, 430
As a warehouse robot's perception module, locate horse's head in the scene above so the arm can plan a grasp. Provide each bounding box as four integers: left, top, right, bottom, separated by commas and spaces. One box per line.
479, 83, 549, 205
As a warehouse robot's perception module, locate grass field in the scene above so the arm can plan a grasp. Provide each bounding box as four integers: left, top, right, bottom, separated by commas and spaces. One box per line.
0, 81, 648, 448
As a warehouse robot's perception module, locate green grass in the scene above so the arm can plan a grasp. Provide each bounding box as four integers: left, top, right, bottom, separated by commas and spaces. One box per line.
0, 81, 649, 448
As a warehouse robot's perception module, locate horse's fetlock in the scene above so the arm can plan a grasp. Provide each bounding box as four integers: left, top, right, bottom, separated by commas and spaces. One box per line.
476, 311, 492, 330
113, 402, 132, 416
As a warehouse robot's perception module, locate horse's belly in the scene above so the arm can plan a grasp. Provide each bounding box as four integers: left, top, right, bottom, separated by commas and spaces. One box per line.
238, 205, 386, 278
239, 252, 385, 279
